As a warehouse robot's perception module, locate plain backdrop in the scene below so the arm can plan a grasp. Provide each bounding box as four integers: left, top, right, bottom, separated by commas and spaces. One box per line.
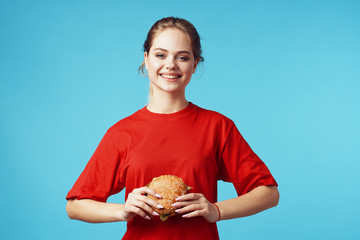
1, 0, 359, 239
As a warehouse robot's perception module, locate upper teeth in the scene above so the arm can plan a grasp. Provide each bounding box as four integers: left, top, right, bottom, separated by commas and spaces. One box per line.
162, 74, 179, 79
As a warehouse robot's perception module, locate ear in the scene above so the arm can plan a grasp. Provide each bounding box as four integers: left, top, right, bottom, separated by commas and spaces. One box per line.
144, 52, 149, 70
192, 58, 200, 74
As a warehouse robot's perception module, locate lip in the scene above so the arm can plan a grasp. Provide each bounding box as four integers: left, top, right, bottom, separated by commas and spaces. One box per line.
160, 72, 182, 76
160, 73, 182, 81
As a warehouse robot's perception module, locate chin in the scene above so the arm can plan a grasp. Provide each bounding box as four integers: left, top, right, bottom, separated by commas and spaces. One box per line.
152, 83, 186, 94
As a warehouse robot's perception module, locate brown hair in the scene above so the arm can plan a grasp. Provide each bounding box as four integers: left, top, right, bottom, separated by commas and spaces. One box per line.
138, 17, 204, 75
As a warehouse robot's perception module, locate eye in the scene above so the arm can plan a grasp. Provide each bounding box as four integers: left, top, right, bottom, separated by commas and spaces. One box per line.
178, 56, 189, 61
155, 54, 165, 58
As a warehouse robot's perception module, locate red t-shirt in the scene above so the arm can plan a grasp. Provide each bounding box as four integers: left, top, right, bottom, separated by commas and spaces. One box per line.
66, 103, 277, 239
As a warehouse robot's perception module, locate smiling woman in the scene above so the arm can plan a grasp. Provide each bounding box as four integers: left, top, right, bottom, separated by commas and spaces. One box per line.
138, 17, 204, 106
144, 28, 199, 106
66, 17, 279, 240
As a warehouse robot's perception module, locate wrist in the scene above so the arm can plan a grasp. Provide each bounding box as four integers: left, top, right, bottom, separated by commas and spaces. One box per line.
113, 205, 127, 222
213, 203, 221, 222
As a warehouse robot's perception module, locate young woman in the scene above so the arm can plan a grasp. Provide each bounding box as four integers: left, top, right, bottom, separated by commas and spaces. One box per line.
66, 17, 279, 240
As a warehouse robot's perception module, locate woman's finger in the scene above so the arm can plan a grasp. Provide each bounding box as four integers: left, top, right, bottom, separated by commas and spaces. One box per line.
171, 192, 219, 222
125, 203, 152, 220
182, 210, 203, 218
172, 199, 199, 208
178, 202, 218, 222
134, 198, 156, 214
126, 198, 160, 219
130, 192, 163, 210
123, 186, 164, 221
133, 187, 162, 199
175, 203, 204, 214
176, 193, 203, 202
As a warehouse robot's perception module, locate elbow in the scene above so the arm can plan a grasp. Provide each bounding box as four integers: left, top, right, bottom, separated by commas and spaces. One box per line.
66, 199, 76, 219
270, 186, 280, 208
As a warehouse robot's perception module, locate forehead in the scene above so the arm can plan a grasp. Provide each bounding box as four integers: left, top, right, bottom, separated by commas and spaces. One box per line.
150, 28, 193, 52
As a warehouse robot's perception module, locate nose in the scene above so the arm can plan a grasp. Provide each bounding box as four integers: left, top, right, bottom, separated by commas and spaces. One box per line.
165, 57, 176, 69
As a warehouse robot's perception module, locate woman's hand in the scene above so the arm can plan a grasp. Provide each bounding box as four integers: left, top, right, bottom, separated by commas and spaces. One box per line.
172, 193, 220, 223
121, 187, 163, 221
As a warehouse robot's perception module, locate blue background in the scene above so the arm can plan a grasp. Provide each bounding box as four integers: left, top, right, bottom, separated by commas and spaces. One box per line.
1, 0, 359, 239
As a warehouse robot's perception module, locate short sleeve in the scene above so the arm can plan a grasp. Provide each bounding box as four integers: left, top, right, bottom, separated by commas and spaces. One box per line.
66, 130, 125, 202
218, 122, 278, 196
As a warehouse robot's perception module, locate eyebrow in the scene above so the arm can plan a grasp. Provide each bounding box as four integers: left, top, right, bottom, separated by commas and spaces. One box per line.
153, 48, 191, 55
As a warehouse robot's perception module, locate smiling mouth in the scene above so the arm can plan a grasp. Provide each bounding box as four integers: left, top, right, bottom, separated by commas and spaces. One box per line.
160, 74, 181, 79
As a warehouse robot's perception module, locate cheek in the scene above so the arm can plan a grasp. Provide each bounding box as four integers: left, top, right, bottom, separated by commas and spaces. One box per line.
148, 61, 162, 73
183, 65, 196, 75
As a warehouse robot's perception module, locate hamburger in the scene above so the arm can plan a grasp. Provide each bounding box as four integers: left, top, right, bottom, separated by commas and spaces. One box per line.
147, 175, 192, 221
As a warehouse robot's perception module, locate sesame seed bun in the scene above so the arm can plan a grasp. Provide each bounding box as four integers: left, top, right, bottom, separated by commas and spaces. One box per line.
147, 175, 191, 221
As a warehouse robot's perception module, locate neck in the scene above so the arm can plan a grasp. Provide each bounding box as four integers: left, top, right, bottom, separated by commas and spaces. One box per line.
147, 90, 189, 114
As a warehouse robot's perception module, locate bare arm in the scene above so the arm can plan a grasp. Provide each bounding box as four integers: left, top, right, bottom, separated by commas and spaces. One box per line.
174, 185, 279, 222
217, 185, 279, 220
66, 185, 279, 223
66, 199, 125, 223
66, 187, 162, 223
